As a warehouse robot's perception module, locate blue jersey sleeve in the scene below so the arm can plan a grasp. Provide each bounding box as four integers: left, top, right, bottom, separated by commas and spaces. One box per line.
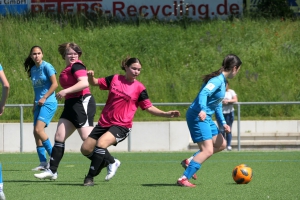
198, 78, 223, 112
44, 63, 57, 77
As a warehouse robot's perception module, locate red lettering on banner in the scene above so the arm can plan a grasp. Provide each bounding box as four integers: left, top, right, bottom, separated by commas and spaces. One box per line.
77, 3, 88, 12
198, 4, 209, 19
187, 5, 196, 15
91, 3, 101, 13
217, 0, 228, 15
179, 0, 183, 16
127, 5, 136, 16
62, 3, 73, 13
31, 0, 103, 14
44, 4, 56, 13
139, 5, 148, 17
162, 5, 171, 16
113, 2, 125, 16
150, 6, 159, 17
173, 1, 177, 16
29, 0, 241, 19
230, 4, 239, 14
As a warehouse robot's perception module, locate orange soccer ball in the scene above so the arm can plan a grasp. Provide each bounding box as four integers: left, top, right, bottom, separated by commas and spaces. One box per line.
232, 164, 253, 184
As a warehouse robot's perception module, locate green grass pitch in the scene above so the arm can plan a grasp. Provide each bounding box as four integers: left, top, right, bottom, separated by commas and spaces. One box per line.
0, 151, 299, 200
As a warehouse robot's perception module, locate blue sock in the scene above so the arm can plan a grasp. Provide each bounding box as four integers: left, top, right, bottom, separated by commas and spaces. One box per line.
227, 133, 232, 146
37, 146, 47, 163
183, 160, 201, 180
0, 163, 3, 183
42, 138, 52, 156
193, 150, 201, 157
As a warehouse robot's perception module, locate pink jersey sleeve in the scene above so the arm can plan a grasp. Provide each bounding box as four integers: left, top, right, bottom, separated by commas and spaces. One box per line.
98, 77, 109, 90
139, 99, 152, 110
73, 70, 87, 79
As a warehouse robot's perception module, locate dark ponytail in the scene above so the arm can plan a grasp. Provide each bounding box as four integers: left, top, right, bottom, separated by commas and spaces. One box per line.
24, 46, 43, 78
202, 54, 242, 83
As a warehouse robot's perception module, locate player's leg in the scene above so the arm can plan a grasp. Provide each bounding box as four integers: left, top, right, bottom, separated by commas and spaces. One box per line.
226, 112, 234, 150
177, 113, 213, 187
37, 102, 57, 156
83, 130, 116, 186
32, 106, 47, 171
177, 139, 213, 187
32, 135, 47, 171
211, 121, 227, 153
81, 125, 109, 186
32, 103, 57, 171
104, 126, 130, 181
0, 163, 6, 200
34, 119, 76, 180
77, 94, 96, 142
180, 151, 199, 180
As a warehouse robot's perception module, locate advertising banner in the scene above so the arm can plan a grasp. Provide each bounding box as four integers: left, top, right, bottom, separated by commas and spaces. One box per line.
0, 0, 27, 15
29, 0, 243, 20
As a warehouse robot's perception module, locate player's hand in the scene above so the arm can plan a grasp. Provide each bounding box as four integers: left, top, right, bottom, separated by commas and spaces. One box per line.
198, 111, 206, 121
87, 70, 95, 77
167, 110, 180, 118
223, 124, 231, 133
56, 90, 67, 100
38, 97, 46, 106
223, 100, 229, 104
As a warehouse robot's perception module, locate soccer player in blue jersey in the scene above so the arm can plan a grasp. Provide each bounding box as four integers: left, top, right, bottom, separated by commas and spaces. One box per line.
24, 46, 58, 171
177, 54, 242, 187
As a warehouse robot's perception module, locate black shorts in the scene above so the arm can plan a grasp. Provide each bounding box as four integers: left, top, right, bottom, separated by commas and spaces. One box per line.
89, 125, 131, 146
60, 94, 96, 128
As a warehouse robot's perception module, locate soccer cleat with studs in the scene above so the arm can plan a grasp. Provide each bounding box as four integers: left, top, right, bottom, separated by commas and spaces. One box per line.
105, 158, 121, 181
181, 159, 197, 180
83, 175, 94, 186
177, 178, 196, 188
34, 169, 57, 180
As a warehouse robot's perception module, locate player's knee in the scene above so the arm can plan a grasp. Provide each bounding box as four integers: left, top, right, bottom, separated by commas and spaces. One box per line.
80, 143, 91, 155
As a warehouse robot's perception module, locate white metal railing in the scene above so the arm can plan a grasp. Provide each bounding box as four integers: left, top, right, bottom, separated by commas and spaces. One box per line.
4, 102, 300, 152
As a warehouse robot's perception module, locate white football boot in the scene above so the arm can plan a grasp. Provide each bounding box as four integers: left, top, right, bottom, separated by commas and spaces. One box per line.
34, 169, 57, 180
31, 162, 49, 171
105, 159, 121, 181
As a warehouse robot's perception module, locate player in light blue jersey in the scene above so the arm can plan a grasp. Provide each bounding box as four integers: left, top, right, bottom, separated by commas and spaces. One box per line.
177, 54, 242, 187
24, 46, 58, 171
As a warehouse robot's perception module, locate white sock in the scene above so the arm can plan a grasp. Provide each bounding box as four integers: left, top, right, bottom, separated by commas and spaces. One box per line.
0, 183, 3, 192
180, 175, 187, 180
187, 156, 194, 162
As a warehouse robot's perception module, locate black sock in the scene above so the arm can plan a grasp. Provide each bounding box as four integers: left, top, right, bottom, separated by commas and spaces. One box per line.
49, 141, 65, 173
87, 147, 106, 178
104, 149, 115, 164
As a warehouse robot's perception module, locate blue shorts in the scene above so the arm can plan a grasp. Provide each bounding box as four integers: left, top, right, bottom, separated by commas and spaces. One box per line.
186, 108, 219, 143
34, 102, 57, 127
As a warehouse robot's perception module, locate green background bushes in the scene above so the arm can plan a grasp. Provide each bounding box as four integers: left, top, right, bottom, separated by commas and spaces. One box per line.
0, 13, 300, 122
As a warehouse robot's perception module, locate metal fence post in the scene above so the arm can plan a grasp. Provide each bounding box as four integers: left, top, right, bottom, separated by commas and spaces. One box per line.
20, 105, 23, 153
237, 103, 241, 151
128, 133, 131, 152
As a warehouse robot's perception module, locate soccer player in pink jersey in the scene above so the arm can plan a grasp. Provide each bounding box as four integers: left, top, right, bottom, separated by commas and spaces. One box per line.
34, 42, 96, 180
81, 57, 180, 186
